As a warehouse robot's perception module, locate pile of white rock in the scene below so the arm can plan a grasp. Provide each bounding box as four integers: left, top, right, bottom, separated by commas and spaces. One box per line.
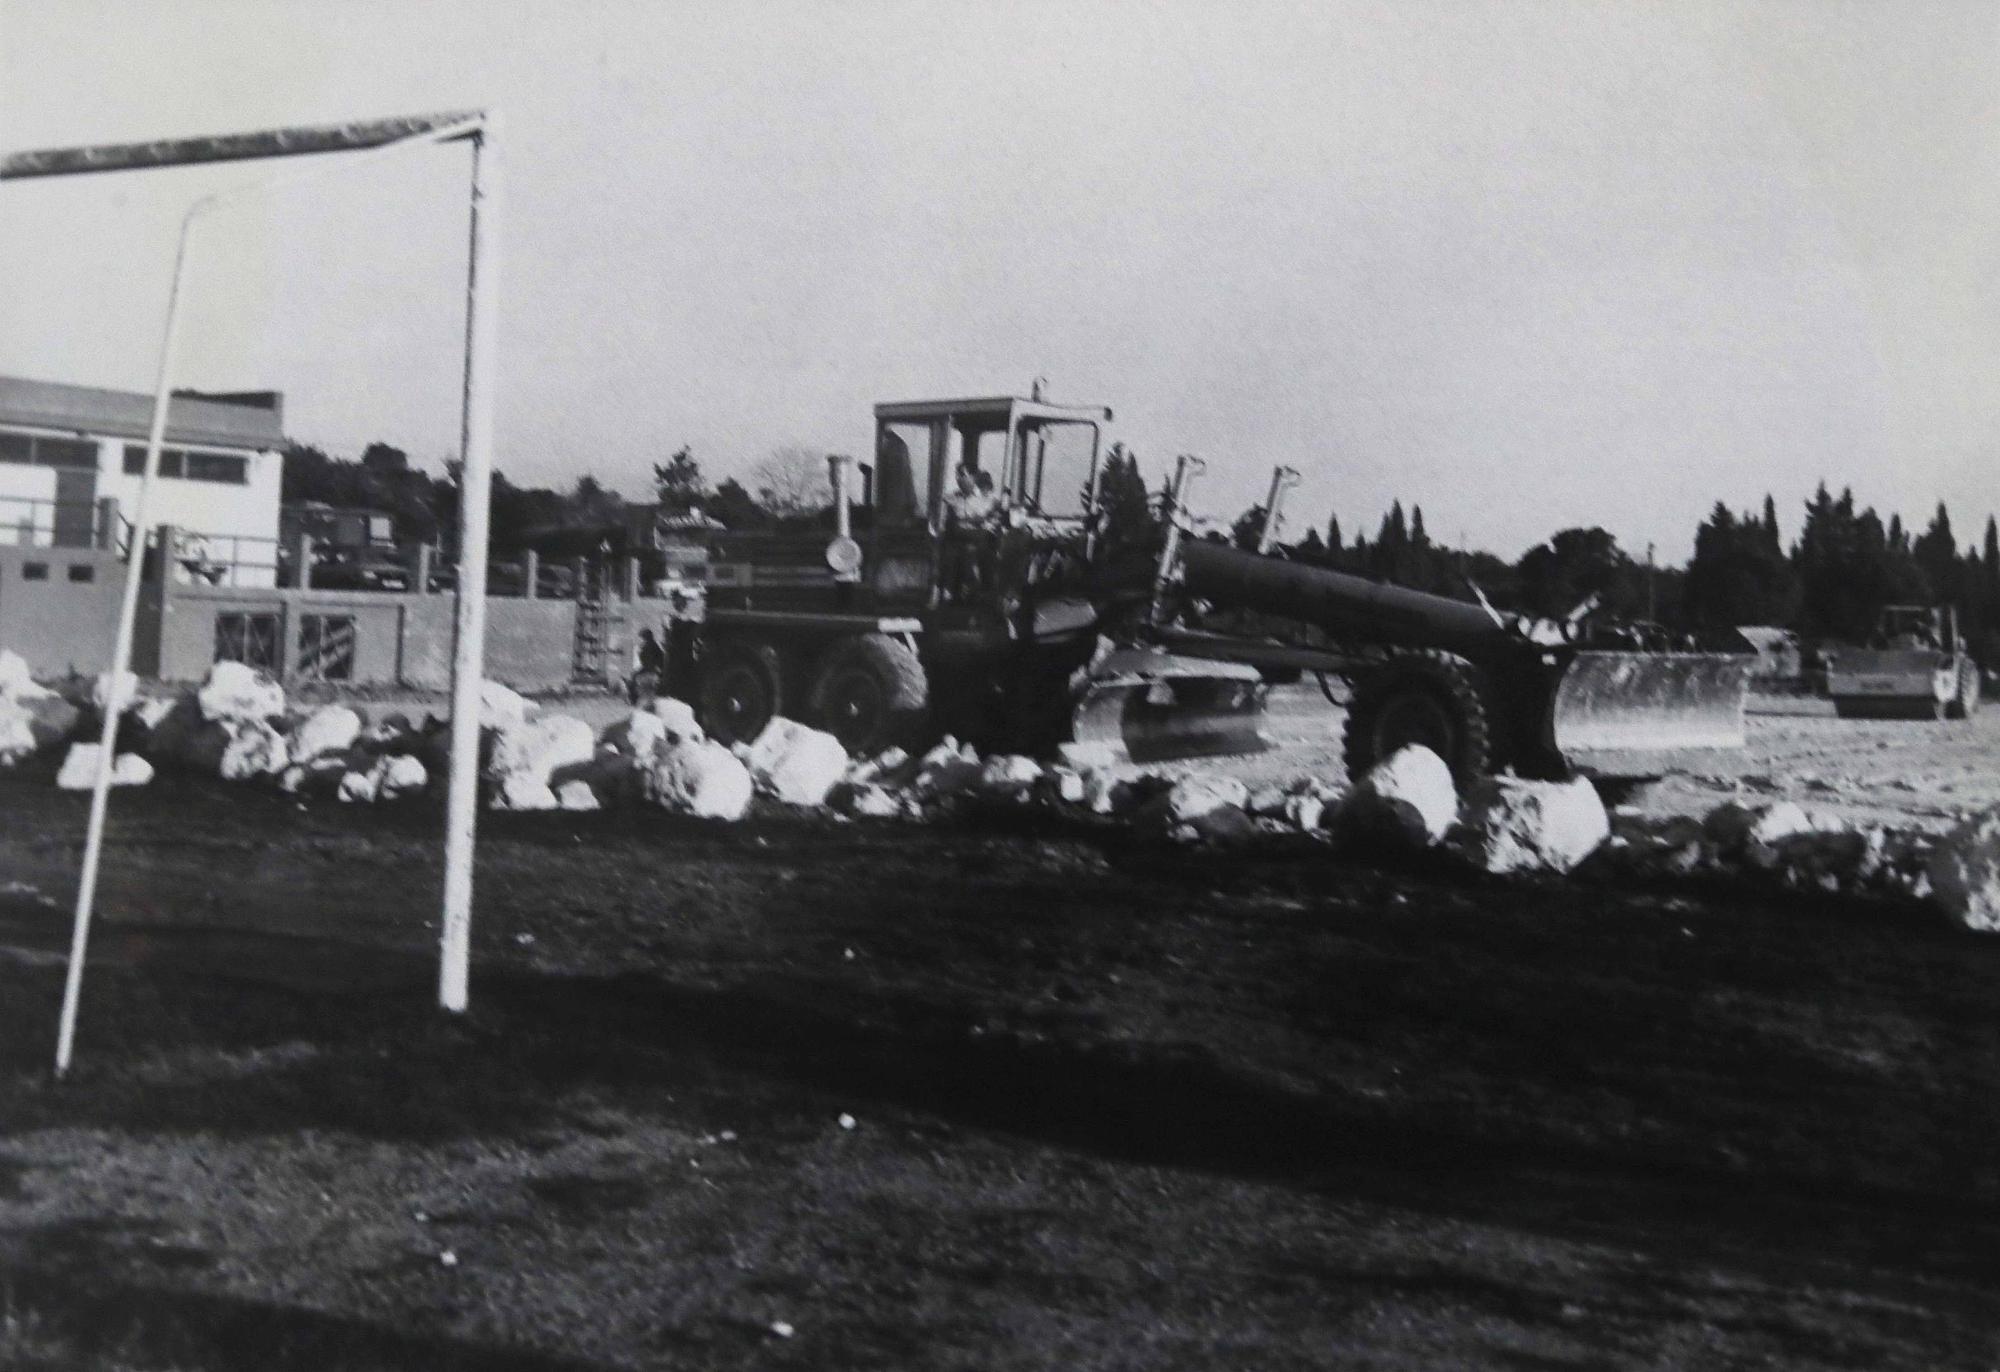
14, 647, 2000, 934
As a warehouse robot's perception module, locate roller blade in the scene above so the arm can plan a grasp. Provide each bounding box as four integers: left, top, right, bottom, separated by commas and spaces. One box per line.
1831, 696, 1947, 721
1551, 651, 1753, 779
1070, 649, 1271, 764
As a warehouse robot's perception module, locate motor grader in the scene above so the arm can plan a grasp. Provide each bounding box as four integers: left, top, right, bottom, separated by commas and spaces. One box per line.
663, 389, 1752, 785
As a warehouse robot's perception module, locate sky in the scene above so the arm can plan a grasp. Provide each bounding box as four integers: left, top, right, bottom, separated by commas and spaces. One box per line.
1, 0, 1995, 562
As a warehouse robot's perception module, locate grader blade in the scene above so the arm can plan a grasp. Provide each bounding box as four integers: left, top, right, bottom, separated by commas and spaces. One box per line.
1550, 651, 1754, 777
1070, 649, 1271, 764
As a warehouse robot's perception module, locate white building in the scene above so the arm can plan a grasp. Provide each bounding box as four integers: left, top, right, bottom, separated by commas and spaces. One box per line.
0, 374, 286, 585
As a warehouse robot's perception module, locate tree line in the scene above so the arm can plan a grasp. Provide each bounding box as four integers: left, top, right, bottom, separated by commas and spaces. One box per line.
1109, 443, 2000, 659
288, 439, 2000, 661
282, 440, 831, 550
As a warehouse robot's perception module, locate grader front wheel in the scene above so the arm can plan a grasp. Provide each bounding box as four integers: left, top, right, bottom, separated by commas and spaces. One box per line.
1342, 651, 1494, 788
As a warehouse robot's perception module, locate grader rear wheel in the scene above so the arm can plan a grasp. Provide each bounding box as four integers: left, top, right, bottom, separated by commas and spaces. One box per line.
697, 639, 783, 745
1954, 660, 1982, 719
808, 634, 929, 756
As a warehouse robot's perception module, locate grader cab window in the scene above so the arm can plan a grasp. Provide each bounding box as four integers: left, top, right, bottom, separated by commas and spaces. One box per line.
871, 421, 934, 526
1014, 419, 1100, 519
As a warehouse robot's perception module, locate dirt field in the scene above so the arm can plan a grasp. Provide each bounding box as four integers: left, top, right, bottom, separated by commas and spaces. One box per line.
3, 746, 2000, 1369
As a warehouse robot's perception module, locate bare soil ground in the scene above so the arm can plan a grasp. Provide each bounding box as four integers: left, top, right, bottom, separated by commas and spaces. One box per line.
2, 755, 2000, 1369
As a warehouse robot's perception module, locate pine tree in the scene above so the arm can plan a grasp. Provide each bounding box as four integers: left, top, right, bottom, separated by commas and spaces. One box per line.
1410, 505, 1428, 549
1326, 514, 1343, 553
1914, 501, 1958, 597
653, 446, 707, 515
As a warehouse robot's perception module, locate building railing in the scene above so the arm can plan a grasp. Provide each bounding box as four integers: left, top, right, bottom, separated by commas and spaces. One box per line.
0, 495, 124, 552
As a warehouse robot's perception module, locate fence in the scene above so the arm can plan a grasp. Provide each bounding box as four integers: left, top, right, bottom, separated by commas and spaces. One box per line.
0, 518, 664, 690
0, 495, 126, 554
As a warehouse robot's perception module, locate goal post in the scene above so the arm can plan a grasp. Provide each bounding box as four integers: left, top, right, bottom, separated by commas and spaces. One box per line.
1, 110, 502, 1072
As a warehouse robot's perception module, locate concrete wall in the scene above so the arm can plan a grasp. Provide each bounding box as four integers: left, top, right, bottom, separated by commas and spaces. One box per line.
152, 582, 600, 691
0, 545, 658, 691
156, 586, 406, 684
399, 597, 582, 692
0, 544, 124, 677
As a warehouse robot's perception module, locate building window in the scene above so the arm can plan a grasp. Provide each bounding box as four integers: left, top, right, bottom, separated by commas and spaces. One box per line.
297, 614, 356, 682
66, 563, 94, 583
213, 611, 281, 672
21, 562, 48, 581
124, 446, 185, 478
0, 432, 95, 468
185, 452, 248, 485
35, 437, 96, 469
122, 445, 248, 485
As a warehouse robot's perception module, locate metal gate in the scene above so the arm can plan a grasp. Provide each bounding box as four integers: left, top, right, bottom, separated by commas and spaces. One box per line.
571, 557, 610, 684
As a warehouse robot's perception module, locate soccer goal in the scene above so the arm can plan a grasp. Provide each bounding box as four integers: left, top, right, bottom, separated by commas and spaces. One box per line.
1, 111, 505, 1073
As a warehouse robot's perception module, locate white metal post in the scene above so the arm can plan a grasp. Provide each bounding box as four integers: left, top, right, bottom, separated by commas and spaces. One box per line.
1257, 465, 1302, 555
438, 117, 503, 1013
53, 210, 198, 1077
7, 110, 492, 1071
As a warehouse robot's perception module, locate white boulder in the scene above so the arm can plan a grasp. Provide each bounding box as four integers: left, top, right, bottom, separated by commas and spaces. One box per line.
649, 695, 703, 742
290, 705, 363, 762
0, 700, 40, 767
131, 696, 178, 734
1927, 807, 2000, 932
1080, 768, 1119, 815
0, 649, 36, 698
373, 753, 428, 800
646, 738, 754, 820
489, 714, 596, 789
603, 709, 669, 759
0, 691, 78, 765
92, 669, 140, 713
196, 661, 285, 724
338, 768, 380, 804
219, 721, 289, 782
1162, 773, 1250, 823
56, 745, 152, 790
845, 746, 910, 787
1702, 800, 1816, 856
910, 738, 983, 799
478, 679, 535, 730
1452, 775, 1610, 875
838, 782, 906, 818
1339, 745, 1458, 848
556, 778, 601, 811
494, 774, 559, 811
280, 755, 350, 797
978, 754, 1044, 800
1056, 740, 1119, 772
747, 718, 850, 807
1041, 768, 1087, 805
